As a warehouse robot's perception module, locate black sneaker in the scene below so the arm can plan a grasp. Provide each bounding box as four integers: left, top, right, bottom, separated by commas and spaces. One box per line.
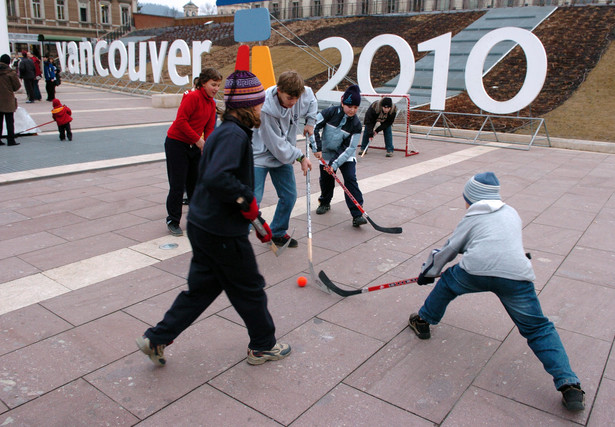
316, 204, 330, 215
409, 313, 431, 339
272, 234, 298, 248
559, 384, 585, 411
352, 216, 367, 227
166, 220, 183, 236
182, 197, 189, 205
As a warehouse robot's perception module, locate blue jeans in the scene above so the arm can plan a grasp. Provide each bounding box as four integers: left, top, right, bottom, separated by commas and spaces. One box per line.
361, 125, 393, 152
418, 264, 580, 390
254, 164, 296, 238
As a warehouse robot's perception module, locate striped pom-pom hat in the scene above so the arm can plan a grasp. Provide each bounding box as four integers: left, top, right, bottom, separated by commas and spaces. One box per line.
463, 172, 501, 205
224, 70, 265, 109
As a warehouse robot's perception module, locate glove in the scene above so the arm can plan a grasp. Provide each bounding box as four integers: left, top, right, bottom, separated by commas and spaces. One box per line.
253, 216, 272, 243
239, 196, 259, 222
328, 159, 338, 172
417, 273, 435, 286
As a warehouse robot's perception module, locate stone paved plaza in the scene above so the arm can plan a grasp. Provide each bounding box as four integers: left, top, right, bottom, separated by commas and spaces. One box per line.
1, 85, 614, 426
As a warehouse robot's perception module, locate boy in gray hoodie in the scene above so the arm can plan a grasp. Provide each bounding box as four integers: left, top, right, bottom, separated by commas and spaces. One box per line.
252, 71, 317, 248
408, 172, 585, 412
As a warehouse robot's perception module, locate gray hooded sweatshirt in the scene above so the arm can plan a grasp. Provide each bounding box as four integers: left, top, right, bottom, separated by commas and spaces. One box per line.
422, 200, 535, 282
252, 85, 318, 168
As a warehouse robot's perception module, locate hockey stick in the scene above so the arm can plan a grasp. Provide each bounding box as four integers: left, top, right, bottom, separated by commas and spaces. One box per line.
317, 157, 402, 234
360, 138, 371, 157
236, 197, 288, 257
318, 270, 418, 297
15, 120, 55, 136
306, 136, 331, 294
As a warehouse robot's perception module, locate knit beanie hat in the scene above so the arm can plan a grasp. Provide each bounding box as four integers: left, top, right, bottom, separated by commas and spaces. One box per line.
52, 99, 62, 108
463, 172, 501, 205
341, 85, 361, 106
381, 97, 393, 108
224, 70, 265, 109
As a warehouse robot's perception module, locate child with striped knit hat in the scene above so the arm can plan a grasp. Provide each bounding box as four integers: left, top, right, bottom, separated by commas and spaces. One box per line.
408, 172, 585, 412
136, 70, 291, 367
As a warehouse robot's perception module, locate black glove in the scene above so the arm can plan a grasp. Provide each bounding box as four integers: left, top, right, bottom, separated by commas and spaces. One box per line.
417, 273, 435, 286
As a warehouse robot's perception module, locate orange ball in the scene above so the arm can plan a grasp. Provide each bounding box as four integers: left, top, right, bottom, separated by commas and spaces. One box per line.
297, 276, 307, 287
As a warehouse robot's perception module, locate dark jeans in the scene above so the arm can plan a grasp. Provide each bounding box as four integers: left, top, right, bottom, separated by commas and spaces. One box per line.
23, 78, 35, 101
58, 123, 72, 140
418, 264, 580, 390
33, 79, 42, 100
45, 80, 56, 101
145, 223, 277, 351
318, 160, 363, 218
165, 137, 201, 224
1, 112, 16, 144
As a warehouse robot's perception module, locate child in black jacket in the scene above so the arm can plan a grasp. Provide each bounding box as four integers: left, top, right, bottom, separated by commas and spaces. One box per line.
136, 71, 291, 367
359, 97, 397, 157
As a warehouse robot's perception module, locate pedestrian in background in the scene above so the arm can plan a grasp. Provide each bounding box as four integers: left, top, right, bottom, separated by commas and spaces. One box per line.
0, 53, 21, 146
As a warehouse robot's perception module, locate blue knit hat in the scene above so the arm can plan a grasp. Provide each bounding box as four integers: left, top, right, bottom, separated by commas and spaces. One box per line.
463, 172, 501, 205
341, 85, 361, 106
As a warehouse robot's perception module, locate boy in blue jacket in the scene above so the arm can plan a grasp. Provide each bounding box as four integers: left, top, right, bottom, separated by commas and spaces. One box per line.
408, 172, 585, 412
313, 85, 367, 227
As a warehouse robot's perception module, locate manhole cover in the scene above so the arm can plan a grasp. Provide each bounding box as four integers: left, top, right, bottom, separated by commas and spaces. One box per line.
159, 243, 179, 250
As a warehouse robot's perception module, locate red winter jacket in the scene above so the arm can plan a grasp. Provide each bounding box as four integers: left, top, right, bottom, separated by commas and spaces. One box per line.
166, 86, 216, 144
51, 99, 73, 126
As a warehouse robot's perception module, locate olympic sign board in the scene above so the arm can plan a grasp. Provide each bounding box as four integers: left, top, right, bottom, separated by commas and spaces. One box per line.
56, 27, 547, 115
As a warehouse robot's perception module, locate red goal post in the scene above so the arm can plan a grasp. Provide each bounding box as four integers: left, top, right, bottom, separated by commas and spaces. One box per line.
360, 93, 418, 157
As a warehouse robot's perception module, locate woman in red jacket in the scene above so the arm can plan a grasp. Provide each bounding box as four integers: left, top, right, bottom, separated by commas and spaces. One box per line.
165, 68, 222, 236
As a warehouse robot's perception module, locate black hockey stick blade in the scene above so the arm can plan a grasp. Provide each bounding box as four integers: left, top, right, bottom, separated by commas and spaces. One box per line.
318, 270, 361, 297
366, 216, 402, 234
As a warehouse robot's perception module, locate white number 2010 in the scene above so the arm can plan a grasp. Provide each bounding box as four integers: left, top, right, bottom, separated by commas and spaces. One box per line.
316, 27, 547, 115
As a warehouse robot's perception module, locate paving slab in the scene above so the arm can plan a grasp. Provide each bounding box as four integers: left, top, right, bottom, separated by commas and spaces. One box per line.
1, 84, 615, 425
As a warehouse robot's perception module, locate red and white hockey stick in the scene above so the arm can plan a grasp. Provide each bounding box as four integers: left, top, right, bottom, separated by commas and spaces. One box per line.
318, 271, 418, 297
317, 157, 402, 234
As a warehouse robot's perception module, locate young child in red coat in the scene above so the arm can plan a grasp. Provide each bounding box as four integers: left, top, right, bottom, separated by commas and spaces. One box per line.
51, 98, 73, 141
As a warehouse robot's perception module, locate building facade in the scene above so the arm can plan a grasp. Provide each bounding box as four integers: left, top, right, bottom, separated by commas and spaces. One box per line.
6, 0, 137, 55
218, 0, 609, 18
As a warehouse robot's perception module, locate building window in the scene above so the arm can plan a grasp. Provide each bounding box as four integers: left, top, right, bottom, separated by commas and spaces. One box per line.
313, 0, 321, 16
56, 0, 66, 20
101, 3, 110, 24
32, 0, 43, 19
291, 1, 300, 18
271, 2, 279, 18
361, 0, 369, 14
386, 0, 397, 13
121, 6, 130, 26
79, 4, 88, 21
7, 0, 18, 16
336, 0, 344, 15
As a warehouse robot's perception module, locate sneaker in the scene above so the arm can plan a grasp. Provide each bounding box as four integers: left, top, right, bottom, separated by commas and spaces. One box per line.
358, 148, 364, 155
0, 140, 5, 146
316, 204, 330, 215
182, 197, 189, 205
409, 313, 431, 339
166, 220, 183, 236
136, 335, 168, 366
247, 342, 291, 365
7, 141, 19, 146
352, 216, 367, 227
559, 384, 585, 411
68, 136, 72, 141
271, 234, 298, 248
386, 152, 393, 157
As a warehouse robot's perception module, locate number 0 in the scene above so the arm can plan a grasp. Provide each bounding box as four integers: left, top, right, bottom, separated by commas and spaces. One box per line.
465, 27, 547, 115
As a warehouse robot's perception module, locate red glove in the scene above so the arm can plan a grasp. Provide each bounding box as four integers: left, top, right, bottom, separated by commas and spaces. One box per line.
254, 217, 272, 243
239, 197, 259, 221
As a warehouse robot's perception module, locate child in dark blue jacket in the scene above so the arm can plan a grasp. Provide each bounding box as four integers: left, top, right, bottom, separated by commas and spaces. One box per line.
313, 85, 367, 227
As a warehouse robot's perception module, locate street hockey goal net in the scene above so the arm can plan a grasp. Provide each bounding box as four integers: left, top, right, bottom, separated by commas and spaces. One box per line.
359, 93, 418, 157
